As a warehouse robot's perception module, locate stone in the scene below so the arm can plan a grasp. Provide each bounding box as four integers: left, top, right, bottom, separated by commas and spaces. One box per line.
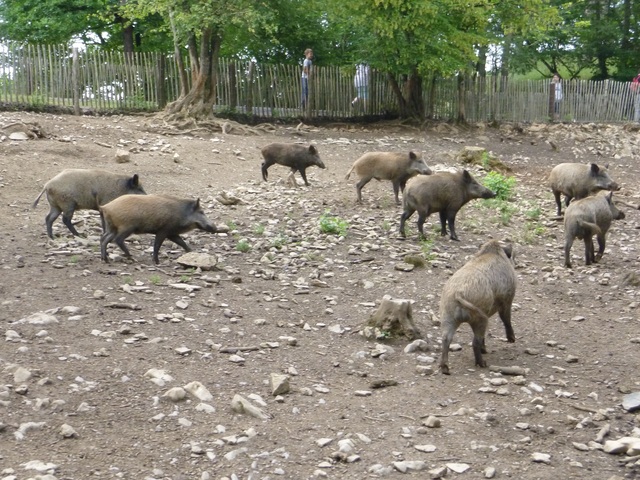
414, 444, 436, 453
622, 392, 640, 412
184, 381, 214, 402
269, 373, 290, 396
531, 452, 551, 464
176, 252, 218, 271
231, 394, 271, 420
13, 311, 59, 325
162, 387, 187, 403
423, 416, 441, 428
393, 460, 427, 473
115, 149, 131, 163
447, 463, 470, 473
60, 423, 78, 438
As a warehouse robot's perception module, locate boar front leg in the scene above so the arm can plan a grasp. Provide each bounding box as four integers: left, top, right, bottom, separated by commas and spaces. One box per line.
168, 234, 192, 253
470, 320, 488, 368
594, 232, 606, 261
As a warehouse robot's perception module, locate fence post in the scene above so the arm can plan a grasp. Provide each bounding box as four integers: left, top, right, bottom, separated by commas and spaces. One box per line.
72, 47, 80, 115
156, 54, 167, 109
548, 79, 555, 120
246, 61, 254, 115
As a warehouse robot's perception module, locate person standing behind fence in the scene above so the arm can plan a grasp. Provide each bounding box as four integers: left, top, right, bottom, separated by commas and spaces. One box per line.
551, 73, 563, 121
352, 63, 370, 110
301, 48, 313, 109
631, 69, 640, 122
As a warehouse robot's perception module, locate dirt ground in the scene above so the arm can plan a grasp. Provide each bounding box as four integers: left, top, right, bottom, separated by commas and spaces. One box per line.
1, 111, 639, 480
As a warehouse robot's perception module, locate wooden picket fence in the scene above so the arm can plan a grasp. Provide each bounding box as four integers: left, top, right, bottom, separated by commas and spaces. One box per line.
0, 43, 637, 123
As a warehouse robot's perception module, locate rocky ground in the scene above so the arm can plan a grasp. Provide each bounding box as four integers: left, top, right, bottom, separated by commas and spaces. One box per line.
1, 111, 640, 480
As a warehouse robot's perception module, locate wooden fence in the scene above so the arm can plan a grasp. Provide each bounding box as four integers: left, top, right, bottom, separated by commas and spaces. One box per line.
0, 43, 637, 123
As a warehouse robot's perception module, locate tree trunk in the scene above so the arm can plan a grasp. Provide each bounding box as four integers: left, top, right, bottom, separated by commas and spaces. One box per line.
123, 23, 134, 58
476, 45, 487, 79
387, 69, 424, 119
169, 11, 188, 98
166, 26, 222, 119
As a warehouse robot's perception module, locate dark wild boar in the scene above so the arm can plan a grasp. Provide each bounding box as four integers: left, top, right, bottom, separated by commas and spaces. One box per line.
439, 240, 517, 375
100, 194, 217, 264
345, 151, 432, 204
563, 191, 625, 268
33, 169, 146, 238
548, 162, 619, 216
261, 143, 325, 187
399, 170, 496, 241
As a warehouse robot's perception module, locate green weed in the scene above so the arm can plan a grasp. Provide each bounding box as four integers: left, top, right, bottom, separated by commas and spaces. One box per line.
149, 274, 162, 285
319, 210, 349, 236
236, 239, 251, 253
483, 171, 516, 201
253, 223, 266, 236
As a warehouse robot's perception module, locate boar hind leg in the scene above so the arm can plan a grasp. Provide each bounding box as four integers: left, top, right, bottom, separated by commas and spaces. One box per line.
470, 321, 489, 368
416, 212, 430, 239
594, 233, 606, 261
399, 207, 416, 238
584, 236, 596, 264
553, 190, 563, 216
439, 319, 456, 375
392, 181, 401, 205
355, 177, 372, 203
45, 206, 63, 239
499, 303, 516, 343
261, 161, 272, 181
564, 236, 574, 268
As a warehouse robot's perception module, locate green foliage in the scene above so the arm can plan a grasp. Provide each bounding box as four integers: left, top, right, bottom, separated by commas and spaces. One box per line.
483, 172, 516, 201
525, 207, 542, 221
419, 237, 436, 261
319, 210, 349, 236
149, 274, 162, 285
270, 233, 288, 250
122, 275, 133, 285
253, 223, 266, 236
381, 220, 391, 232
236, 239, 251, 253
227, 220, 238, 232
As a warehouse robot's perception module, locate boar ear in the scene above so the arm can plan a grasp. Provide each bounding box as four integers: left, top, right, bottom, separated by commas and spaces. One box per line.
409, 151, 417, 159
502, 244, 513, 259
193, 198, 201, 210
605, 191, 613, 202
462, 170, 472, 183
130, 174, 140, 187
590, 163, 600, 175
308, 145, 318, 155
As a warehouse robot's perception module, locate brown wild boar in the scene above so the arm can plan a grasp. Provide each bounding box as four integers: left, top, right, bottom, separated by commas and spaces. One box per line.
261, 143, 325, 187
345, 151, 432, 204
563, 191, 625, 268
100, 194, 217, 264
439, 240, 517, 375
399, 170, 496, 241
548, 162, 619, 216
33, 169, 146, 238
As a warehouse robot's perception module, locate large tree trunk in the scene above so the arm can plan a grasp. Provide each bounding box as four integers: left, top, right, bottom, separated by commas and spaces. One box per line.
387, 68, 424, 119
166, 27, 222, 119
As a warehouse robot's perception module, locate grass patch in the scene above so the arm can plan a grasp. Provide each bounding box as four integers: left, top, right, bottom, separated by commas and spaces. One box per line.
236, 239, 251, 253
319, 210, 349, 236
483, 171, 516, 201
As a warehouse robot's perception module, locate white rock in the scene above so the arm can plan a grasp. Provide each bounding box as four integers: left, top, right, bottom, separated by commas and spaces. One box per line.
60, 423, 78, 438
423, 416, 441, 428
14, 421, 46, 440
21, 460, 58, 472
316, 438, 333, 447
230, 394, 271, 420
115, 149, 131, 163
414, 444, 437, 453
224, 447, 248, 461
270, 373, 290, 396
144, 368, 174, 386
13, 366, 32, 383
484, 466, 496, 478
13, 311, 58, 325
184, 381, 214, 402
195, 403, 216, 414
162, 387, 187, 403
447, 463, 470, 473
404, 339, 429, 353
393, 460, 427, 472
531, 452, 551, 464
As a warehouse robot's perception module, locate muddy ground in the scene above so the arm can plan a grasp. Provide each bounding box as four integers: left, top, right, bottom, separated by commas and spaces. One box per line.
1, 111, 639, 480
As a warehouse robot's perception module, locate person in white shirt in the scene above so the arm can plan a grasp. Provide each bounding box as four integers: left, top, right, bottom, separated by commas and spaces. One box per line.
352, 63, 370, 109
301, 48, 313, 109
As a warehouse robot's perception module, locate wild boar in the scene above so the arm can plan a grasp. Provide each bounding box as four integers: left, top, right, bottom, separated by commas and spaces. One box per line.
548, 162, 619, 216
563, 191, 625, 268
439, 240, 517, 375
345, 151, 432, 204
99, 194, 217, 264
261, 143, 325, 187
399, 170, 496, 241
32, 169, 146, 239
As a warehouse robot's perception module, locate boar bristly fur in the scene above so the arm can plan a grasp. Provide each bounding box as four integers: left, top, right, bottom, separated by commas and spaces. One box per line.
563, 191, 625, 268
345, 151, 432, 204
261, 143, 325, 187
33, 169, 145, 239
100, 194, 217, 265
439, 240, 517, 375
399, 170, 496, 241
548, 162, 619, 216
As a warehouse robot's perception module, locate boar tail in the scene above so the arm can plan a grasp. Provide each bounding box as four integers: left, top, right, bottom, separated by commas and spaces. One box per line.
345, 164, 355, 181
32, 188, 46, 208
577, 220, 601, 236
454, 293, 489, 321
